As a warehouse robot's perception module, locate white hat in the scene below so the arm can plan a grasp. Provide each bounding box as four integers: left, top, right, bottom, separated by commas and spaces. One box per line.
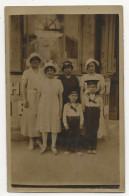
44, 61, 58, 73
26, 53, 43, 68
85, 58, 99, 70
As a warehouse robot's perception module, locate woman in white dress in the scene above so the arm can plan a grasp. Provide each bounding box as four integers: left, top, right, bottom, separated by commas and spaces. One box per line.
80, 58, 106, 139
36, 62, 63, 155
21, 53, 44, 150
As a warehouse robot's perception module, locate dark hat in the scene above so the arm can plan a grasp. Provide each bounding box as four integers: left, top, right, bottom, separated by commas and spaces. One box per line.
84, 80, 99, 86
62, 61, 73, 71
68, 90, 78, 96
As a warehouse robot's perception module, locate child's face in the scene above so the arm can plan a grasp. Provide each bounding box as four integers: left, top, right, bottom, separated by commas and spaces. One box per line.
68, 93, 78, 103
87, 84, 97, 93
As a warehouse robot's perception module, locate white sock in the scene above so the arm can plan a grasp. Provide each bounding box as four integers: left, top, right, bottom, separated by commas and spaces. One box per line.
42, 132, 48, 147
52, 133, 57, 148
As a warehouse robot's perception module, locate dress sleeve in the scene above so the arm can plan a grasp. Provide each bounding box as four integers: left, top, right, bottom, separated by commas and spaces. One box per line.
63, 104, 68, 127
22, 70, 28, 81
58, 79, 63, 93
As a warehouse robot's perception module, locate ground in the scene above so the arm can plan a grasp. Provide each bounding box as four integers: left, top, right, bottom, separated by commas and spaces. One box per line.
11, 120, 119, 187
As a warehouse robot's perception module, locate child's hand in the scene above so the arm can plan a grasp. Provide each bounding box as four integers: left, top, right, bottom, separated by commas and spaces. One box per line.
80, 124, 83, 130
64, 125, 69, 130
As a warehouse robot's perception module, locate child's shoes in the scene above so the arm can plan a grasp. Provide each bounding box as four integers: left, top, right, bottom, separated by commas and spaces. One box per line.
92, 150, 96, 154
87, 150, 92, 154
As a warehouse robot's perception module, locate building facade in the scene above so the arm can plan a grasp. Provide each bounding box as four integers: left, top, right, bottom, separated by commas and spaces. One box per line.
9, 14, 119, 140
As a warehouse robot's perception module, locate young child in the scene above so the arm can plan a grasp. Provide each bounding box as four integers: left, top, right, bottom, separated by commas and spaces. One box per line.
63, 91, 84, 155
83, 80, 103, 154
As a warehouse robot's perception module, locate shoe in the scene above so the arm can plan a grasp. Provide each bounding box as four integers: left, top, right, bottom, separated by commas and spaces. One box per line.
77, 152, 83, 156
29, 143, 34, 151
87, 150, 92, 154
92, 150, 96, 154
64, 151, 70, 155
29, 139, 34, 151
40, 146, 47, 154
36, 139, 43, 148
52, 147, 58, 155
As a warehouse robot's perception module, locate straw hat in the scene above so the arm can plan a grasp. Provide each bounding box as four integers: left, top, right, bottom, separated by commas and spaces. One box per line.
85, 58, 99, 70
26, 53, 43, 68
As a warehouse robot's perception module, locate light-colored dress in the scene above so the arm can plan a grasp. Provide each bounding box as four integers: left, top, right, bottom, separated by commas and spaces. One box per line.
37, 77, 63, 133
80, 73, 106, 138
21, 68, 43, 137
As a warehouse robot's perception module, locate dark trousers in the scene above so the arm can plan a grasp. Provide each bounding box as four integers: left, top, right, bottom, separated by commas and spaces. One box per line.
66, 116, 81, 152
84, 107, 100, 150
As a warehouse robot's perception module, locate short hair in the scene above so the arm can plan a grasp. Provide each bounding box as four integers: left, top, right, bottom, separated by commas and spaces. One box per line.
44, 66, 56, 73
87, 62, 100, 73
30, 56, 41, 63
62, 61, 73, 71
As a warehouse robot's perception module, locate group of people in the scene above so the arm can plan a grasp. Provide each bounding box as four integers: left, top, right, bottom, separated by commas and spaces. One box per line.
21, 53, 106, 155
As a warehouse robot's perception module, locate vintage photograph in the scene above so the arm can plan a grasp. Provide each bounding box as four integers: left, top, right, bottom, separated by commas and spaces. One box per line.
6, 6, 124, 192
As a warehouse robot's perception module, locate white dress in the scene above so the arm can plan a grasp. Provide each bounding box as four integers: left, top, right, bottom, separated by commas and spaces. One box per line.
37, 77, 63, 133
21, 68, 43, 137
80, 73, 106, 138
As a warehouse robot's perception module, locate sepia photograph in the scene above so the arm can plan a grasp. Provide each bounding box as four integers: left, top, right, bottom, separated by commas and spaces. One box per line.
5, 6, 124, 192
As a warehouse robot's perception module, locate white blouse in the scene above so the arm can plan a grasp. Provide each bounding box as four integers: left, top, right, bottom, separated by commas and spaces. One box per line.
22, 68, 44, 90
63, 103, 84, 126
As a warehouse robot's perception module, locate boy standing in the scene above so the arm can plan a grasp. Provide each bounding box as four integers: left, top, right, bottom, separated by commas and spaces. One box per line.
63, 91, 84, 155
83, 80, 103, 154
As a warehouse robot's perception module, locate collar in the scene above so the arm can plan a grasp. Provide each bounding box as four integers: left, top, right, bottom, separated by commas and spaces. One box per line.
86, 92, 99, 101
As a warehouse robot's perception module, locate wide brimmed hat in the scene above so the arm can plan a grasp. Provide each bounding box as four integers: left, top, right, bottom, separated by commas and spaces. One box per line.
85, 58, 99, 70
43, 61, 58, 73
26, 53, 43, 68
62, 61, 73, 71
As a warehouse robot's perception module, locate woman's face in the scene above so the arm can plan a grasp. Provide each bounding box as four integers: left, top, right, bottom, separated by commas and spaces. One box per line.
87, 62, 95, 74
63, 66, 72, 75
46, 68, 55, 78
31, 57, 40, 69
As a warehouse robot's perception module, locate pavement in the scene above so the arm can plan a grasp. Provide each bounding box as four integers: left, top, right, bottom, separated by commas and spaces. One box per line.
11, 120, 119, 186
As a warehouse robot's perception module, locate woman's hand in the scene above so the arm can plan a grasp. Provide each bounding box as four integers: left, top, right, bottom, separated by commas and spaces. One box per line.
64, 124, 69, 131
23, 101, 28, 108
